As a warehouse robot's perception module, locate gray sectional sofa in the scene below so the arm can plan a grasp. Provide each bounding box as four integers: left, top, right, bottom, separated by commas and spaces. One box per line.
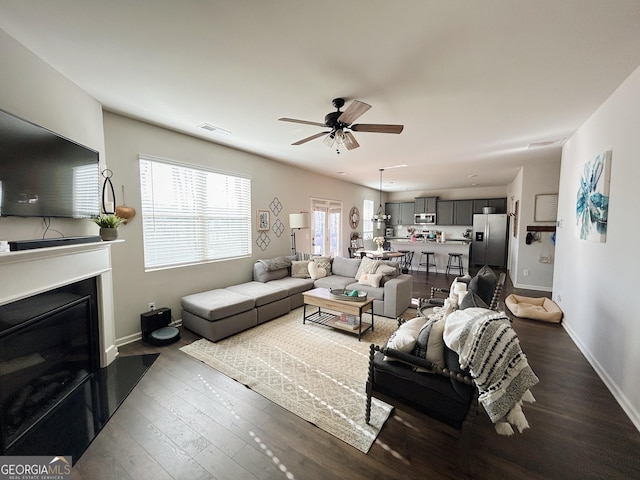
181, 255, 413, 342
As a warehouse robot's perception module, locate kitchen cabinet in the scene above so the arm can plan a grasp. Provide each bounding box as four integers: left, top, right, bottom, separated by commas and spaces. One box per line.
454, 200, 473, 225
414, 196, 437, 214
472, 198, 507, 214
437, 200, 473, 225
385, 203, 400, 225
386, 202, 415, 225
436, 200, 454, 225
399, 202, 415, 225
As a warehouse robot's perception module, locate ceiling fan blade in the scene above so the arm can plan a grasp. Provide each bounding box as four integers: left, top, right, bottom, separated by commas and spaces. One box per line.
344, 131, 360, 150
350, 124, 404, 134
337, 100, 371, 125
279, 117, 326, 127
291, 131, 330, 145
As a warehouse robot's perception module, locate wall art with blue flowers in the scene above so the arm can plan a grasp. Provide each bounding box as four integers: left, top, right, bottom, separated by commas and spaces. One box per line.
576, 150, 611, 242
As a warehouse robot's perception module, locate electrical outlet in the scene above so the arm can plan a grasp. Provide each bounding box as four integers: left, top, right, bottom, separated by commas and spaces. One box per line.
148, 302, 156, 311
523, 269, 530, 277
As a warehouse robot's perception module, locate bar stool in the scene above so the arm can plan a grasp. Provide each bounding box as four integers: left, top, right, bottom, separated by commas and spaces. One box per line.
446, 253, 464, 276
398, 250, 414, 273
418, 251, 436, 273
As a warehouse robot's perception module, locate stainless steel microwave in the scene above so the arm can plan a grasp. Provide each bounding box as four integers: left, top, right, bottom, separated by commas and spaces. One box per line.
415, 213, 436, 225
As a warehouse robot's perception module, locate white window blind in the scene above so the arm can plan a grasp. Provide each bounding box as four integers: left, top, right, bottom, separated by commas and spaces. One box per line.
139, 156, 251, 270
362, 199, 374, 240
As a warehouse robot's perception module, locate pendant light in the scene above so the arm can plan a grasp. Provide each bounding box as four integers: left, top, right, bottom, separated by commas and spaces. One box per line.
372, 168, 390, 226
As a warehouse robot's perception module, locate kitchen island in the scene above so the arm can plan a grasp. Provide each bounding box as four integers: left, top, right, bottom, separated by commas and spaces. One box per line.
389, 239, 471, 275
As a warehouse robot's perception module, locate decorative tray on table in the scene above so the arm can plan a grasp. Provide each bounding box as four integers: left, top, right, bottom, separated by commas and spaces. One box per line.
329, 289, 367, 302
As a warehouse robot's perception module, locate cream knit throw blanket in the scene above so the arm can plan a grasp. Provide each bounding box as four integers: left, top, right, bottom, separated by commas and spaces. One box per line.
444, 307, 539, 435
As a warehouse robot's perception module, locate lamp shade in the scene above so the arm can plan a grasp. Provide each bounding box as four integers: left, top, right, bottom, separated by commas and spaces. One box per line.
289, 212, 309, 229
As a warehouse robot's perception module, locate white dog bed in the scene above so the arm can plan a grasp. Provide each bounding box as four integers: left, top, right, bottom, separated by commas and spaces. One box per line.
505, 294, 563, 323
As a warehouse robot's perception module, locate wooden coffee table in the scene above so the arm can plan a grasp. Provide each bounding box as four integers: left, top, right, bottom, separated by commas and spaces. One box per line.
302, 287, 374, 341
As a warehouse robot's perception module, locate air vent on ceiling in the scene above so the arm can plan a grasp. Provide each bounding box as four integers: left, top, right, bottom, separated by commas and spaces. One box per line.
198, 123, 231, 135
528, 138, 565, 148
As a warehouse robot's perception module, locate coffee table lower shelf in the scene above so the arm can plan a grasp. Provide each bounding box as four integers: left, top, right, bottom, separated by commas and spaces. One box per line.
303, 309, 373, 340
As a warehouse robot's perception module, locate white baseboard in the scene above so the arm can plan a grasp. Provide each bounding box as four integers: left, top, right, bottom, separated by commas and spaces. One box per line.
116, 319, 183, 348
512, 282, 552, 292
562, 321, 640, 432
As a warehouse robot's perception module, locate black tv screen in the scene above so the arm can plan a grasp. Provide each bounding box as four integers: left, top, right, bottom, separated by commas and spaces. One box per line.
0, 109, 100, 219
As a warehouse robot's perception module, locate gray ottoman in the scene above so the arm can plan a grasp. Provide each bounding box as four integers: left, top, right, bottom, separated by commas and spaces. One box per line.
181, 289, 257, 342
225, 281, 290, 324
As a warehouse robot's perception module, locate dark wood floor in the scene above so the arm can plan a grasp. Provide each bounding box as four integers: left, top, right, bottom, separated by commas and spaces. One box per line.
73, 269, 640, 479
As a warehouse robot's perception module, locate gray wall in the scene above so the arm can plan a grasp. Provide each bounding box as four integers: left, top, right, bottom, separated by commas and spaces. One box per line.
103, 112, 379, 342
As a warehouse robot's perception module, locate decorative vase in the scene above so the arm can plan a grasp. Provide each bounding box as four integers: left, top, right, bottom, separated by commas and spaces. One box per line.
99, 227, 118, 241
376, 246, 384, 254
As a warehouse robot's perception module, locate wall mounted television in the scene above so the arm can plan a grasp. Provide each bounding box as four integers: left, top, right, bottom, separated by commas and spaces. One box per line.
0, 109, 100, 219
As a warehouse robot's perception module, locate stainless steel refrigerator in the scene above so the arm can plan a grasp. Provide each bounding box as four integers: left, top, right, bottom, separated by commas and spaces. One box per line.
471, 214, 508, 268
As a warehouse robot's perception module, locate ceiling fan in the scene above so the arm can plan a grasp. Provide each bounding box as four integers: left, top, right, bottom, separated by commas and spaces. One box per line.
279, 98, 403, 152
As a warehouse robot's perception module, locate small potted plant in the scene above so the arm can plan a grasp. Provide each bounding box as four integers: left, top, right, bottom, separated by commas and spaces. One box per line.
93, 214, 124, 241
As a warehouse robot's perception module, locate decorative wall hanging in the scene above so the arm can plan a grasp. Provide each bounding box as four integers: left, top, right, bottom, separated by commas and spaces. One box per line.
576, 150, 611, 242
255, 231, 271, 251
257, 210, 270, 231
272, 218, 286, 237
269, 197, 283, 216
101, 169, 116, 214
349, 206, 360, 229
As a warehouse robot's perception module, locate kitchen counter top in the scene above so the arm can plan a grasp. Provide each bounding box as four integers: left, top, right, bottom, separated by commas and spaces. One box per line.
390, 238, 471, 245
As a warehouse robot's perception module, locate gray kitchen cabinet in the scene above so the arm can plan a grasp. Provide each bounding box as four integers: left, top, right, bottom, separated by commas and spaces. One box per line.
472, 198, 507, 214
385, 203, 400, 225
400, 202, 415, 225
454, 200, 473, 225
437, 200, 473, 225
436, 200, 454, 225
414, 196, 437, 214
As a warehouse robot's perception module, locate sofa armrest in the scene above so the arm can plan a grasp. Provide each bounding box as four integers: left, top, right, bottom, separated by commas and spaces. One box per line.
369, 344, 474, 386
381, 274, 413, 318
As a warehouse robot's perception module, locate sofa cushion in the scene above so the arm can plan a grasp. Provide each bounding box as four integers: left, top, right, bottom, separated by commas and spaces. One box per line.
225, 281, 288, 307
266, 276, 315, 295
291, 260, 311, 278
345, 281, 384, 300
314, 275, 354, 290
358, 273, 383, 288
331, 256, 361, 278
181, 289, 255, 321
355, 256, 379, 280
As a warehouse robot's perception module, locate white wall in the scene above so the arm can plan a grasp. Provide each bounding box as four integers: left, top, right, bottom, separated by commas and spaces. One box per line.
554, 64, 640, 429
103, 112, 380, 342
508, 160, 561, 291
388, 186, 507, 202
0, 29, 105, 241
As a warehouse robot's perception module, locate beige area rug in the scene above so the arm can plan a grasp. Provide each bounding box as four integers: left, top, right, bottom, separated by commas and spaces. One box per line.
180, 307, 416, 453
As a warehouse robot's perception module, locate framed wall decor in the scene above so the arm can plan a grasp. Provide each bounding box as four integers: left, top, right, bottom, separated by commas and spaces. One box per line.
576, 150, 612, 242
257, 210, 270, 231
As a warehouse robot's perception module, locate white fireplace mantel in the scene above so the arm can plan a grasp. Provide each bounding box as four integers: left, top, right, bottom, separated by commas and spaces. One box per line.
0, 241, 122, 367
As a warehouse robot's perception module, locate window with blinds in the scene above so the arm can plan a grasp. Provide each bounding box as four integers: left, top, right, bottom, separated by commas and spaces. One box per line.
139, 156, 251, 270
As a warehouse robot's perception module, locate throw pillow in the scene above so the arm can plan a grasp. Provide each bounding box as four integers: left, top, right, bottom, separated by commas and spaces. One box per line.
355, 256, 379, 280
308, 261, 327, 280
459, 291, 489, 310
412, 318, 445, 371
291, 260, 311, 279
358, 273, 383, 288
426, 319, 446, 369
376, 263, 398, 285
385, 317, 425, 358
312, 256, 332, 276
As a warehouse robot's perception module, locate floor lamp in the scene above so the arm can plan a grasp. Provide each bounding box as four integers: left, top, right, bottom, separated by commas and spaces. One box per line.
289, 212, 309, 256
